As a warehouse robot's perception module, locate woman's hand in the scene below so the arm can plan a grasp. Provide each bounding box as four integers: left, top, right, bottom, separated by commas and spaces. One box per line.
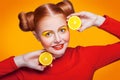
67, 11, 105, 31
14, 50, 46, 71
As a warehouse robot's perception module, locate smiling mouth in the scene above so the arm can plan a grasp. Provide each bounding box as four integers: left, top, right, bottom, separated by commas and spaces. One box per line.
52, 44, 64, 50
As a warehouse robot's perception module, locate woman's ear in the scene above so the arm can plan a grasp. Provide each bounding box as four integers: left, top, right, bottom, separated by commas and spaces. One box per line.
32, 31, 40, 41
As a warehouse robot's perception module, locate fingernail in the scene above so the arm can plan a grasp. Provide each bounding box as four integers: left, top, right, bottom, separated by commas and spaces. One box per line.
50, 64, 53, 67
53, 57, 56, 60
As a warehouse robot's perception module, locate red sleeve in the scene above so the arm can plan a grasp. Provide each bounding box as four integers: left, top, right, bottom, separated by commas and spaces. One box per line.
93, 16, 120, 69
99, 15, 120, 39
80, 42, 120, 70
94, 42, 120, 69
79, 16, 120, 70
0, 57, 21, 80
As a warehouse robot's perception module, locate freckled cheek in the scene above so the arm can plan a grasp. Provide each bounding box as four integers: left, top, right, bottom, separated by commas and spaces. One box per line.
40, 37, 54, 48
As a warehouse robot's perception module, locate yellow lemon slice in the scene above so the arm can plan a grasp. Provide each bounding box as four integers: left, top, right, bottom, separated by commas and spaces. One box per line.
68, 16, 82, 30
39, 52, 53, 66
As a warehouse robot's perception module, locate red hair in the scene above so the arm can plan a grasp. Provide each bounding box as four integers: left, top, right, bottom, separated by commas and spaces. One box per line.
18, 0, 74, 32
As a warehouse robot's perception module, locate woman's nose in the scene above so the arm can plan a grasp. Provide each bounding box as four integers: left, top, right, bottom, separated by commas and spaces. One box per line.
54, 33, 62, 43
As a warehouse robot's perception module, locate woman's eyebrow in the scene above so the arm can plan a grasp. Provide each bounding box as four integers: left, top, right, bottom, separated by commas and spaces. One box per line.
42, 30, 52, 34
59, 25, 67, 29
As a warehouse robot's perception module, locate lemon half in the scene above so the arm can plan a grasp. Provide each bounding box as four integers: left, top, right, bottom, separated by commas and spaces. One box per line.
39, 52, 53, 66
68, 16, 82, 30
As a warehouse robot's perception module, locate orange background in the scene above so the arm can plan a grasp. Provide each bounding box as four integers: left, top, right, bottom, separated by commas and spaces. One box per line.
0, 0, 120, 80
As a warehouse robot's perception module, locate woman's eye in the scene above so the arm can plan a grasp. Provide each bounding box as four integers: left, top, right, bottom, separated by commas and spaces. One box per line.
46, 33, 51, 37
45, 33, 51, 36
59, 28, 67, 33
42, 32, 53, 37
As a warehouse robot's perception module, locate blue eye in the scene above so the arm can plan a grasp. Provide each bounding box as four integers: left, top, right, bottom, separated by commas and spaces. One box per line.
59, 26, 68, 33
60, 29, 66, 33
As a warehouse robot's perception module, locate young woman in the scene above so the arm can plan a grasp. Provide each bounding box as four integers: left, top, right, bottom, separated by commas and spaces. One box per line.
0, 0, 120, 80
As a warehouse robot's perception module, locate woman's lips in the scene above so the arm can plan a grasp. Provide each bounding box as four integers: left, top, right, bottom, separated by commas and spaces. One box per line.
52, 44, 64, 50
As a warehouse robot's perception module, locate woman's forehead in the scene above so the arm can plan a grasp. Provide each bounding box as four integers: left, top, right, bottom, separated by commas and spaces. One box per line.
42, 14, 66, 23
36, 14, 67, 31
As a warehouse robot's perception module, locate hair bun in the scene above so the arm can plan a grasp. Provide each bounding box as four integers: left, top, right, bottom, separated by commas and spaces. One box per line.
18, 12, 34, 31
56, 0, 74, 16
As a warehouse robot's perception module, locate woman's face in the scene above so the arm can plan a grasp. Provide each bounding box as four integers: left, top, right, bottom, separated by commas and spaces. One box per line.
35, 14, 70, 58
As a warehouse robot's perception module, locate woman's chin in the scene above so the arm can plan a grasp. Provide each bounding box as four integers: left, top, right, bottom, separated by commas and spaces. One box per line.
48, 47, 67, 58
45, 43, 68, 58
50, 48, 66, 58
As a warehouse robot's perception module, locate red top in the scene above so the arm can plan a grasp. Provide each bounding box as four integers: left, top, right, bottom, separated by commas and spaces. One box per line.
0, 16, 120, 80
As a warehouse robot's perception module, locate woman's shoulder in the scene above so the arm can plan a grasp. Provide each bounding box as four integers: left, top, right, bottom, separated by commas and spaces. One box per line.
66, 46, 83, 55
67, 46, 82, 51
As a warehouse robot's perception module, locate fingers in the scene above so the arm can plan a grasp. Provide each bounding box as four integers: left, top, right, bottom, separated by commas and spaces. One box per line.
67, 11, 96, 21
67, 11, 97, 32
33, 49, 46, 56
34, 66, 46, 71
28, 64, 46, 71
27, 49, 46, 57
67, 11, 90, 18
77, 22, 91, 32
